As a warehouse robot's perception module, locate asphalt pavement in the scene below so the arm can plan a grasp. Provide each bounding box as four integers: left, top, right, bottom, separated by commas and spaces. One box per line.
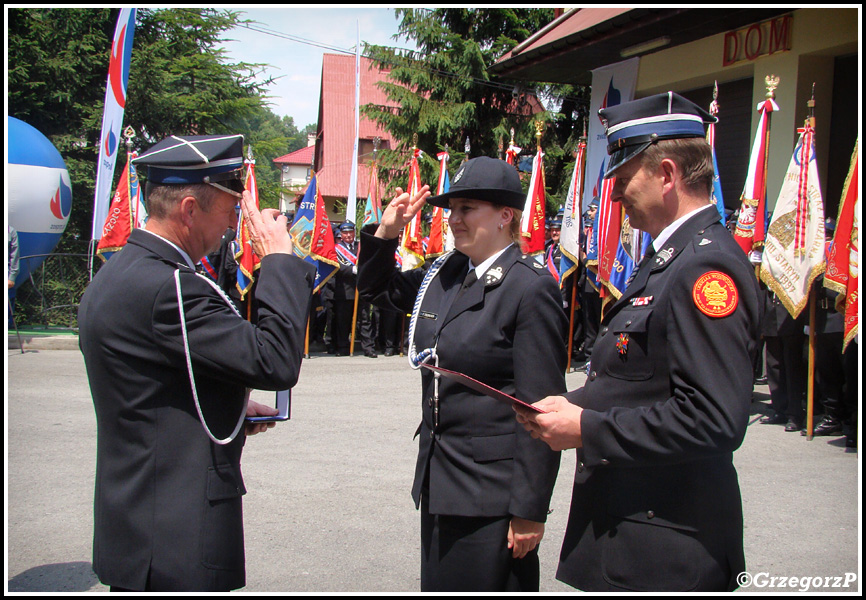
6, 342, 861, 594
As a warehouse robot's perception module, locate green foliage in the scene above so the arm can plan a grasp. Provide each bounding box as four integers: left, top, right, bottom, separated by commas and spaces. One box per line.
361, 8, 590, 215
8, 7, 312, 244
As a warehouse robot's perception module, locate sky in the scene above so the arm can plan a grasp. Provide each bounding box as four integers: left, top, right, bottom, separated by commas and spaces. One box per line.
219, 6, 417, 129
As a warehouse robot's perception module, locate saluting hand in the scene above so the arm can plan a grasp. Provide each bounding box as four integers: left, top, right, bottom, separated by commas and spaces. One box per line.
241, 190, 293, 257
375, 184, 431, 240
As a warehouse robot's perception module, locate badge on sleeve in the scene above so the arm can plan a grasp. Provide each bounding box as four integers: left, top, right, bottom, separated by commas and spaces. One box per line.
693, 271, 738, 317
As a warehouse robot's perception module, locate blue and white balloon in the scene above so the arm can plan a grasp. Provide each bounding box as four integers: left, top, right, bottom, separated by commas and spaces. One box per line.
7, 116, 73, 289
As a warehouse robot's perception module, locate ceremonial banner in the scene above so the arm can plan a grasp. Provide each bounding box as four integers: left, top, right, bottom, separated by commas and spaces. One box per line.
581, 58, 639, 214
505, 137, 521, 166
362, 163, 382, 226
426, 151, 450, 258
559, 138, 587, 282
235, 159, 262, 299
290, 173, 339, 292
520, 144, 546, 256
734, 96, 778, 261
91, 8, 137, 241
760, 120, 825, 318
401, 148, 426, 271
824, 139, 859, 351
583, 59, 641, 311
707, 91, 726, 224
96, 151, 140, 261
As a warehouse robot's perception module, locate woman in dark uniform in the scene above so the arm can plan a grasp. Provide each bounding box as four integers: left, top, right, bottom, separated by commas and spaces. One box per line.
358, 157, 567, 592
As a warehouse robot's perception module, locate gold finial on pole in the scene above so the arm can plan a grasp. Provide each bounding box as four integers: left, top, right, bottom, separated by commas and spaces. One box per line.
535, 120, 544, 151
806, 82, 816, 128
765, 74, 780, 99
412, 132, 418, 152
123, 125, 135, 152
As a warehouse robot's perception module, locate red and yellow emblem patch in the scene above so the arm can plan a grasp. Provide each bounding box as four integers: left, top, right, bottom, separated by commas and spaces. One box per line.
693, 271, 738, 318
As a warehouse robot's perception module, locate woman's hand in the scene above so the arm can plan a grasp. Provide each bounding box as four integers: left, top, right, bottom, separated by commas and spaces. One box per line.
507, 517, 545, 559
375, 185, 431, 239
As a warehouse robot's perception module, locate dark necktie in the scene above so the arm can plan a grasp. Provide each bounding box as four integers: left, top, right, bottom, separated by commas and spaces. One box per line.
455, 268, 478, 300
625, 245, 656, 287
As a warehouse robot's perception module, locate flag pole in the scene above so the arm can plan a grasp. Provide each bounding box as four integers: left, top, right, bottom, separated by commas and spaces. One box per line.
804, 84, 817, 441
566, 127, 587, 373
756, 75, 779, 278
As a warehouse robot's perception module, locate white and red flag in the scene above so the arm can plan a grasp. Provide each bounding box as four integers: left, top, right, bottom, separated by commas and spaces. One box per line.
760, 118, 825, 318
734, 96, 778, 262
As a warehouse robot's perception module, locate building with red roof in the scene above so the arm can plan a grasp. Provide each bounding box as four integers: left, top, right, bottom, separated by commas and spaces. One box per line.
309, 53, 397, 222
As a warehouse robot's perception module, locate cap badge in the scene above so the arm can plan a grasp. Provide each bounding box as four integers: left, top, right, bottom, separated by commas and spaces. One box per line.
453, 166, 465, 184
693, 271, 738, 318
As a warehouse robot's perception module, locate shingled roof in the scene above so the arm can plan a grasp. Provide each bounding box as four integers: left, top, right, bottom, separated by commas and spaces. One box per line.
274, 144, 315, 166
314, 53, 397, 201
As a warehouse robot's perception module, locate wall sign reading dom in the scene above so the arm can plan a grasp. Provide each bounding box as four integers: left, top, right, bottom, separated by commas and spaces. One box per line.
723, 15, 792, 67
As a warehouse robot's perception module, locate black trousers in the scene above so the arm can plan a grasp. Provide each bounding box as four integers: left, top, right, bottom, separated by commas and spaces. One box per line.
420, 499, 539, 592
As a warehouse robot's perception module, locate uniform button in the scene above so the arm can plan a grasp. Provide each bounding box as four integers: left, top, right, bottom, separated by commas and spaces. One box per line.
577, 461, 585, 473
601, 326, 609, 336
429, 431, 434, 438
624, 320, 632, 327
600, 458, 610, 466
427, 397, 433, 407
589, 371, 597, 380
647, 510, 655, 519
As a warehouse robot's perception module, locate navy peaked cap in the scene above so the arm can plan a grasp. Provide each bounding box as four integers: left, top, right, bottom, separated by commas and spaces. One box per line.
133, 134, 245, 188
599, 92, 716, 178
427, 156, 524, 210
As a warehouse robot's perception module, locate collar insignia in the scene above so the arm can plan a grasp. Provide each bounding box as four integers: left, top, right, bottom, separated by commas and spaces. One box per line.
485, 266, 504, 285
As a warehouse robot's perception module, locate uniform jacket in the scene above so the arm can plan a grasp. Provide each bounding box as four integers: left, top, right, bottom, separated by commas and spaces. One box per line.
557, 206, 761, 591
333, 240, 359, 301
358, 229, 566, 521
78, 229, 314, 591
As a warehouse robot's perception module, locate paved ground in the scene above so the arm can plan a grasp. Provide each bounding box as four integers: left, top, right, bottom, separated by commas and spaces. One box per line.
5, 342, 861, 593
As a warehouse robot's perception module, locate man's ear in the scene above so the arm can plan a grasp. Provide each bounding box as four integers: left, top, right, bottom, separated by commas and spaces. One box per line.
659, 158, 678, 195
178, 195, 197, 228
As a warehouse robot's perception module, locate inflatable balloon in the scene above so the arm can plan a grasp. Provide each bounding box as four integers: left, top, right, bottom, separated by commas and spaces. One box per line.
7, 116, 73, 289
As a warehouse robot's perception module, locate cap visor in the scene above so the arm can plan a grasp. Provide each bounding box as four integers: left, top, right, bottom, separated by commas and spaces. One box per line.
603, 142, 653, 179
427, 188, 525, 210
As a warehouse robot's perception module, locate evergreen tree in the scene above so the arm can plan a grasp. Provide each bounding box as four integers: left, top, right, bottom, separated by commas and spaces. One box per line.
362, 8, 590, 211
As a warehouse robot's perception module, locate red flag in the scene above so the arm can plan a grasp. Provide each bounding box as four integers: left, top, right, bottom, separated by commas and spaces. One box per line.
505, 141, 521, 166
96, 151, 140, 261
426, 151, 450, 258
824, 140, 859, 351
595, 176, 621, 315
401, 147, 426, 270
734, 97, 778, 261
235, 159, 262, 299
520, 147, 546, 255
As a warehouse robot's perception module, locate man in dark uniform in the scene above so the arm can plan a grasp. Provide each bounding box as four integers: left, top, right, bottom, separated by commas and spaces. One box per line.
516, 93, 762, 591
759, 285, 807, 430
333, 221, 377, 357
78, 134, 315, 591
